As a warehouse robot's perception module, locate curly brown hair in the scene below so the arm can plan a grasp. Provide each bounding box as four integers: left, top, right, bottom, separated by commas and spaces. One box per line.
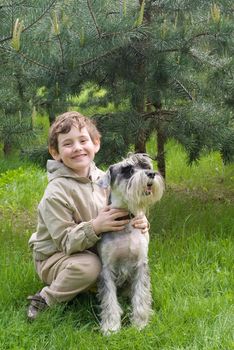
48, 111, 101, 153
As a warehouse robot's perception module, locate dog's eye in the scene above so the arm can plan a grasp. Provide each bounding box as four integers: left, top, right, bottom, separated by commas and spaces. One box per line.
140, 162, 152, 170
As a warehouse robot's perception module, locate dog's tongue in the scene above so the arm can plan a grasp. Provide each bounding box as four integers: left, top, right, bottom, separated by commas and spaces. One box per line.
145, 185, 152, 196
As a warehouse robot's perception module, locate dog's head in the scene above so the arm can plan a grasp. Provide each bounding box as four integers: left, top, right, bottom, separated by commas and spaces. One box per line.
98, 153, 164, 215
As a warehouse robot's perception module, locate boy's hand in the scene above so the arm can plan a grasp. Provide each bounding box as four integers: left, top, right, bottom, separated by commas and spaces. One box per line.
131, 215, 149, 234
92, 206, 130, 235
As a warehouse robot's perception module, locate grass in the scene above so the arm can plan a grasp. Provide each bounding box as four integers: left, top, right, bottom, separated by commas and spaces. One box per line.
0, 142, 233, 350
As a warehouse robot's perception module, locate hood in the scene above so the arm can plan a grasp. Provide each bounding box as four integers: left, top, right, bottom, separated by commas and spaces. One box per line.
46, 160, 102, 183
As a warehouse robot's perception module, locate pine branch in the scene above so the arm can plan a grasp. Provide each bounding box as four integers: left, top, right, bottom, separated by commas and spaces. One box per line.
0, 0, 58, 44
142, 109, 177, 121
157, 48, 180, 54
79, 47, 119, 67
51, 10, 65, 68
0, 2, 26, 10
106, 11, 119, 16
0, 45, 57, 73
0, 124, 33, 134
10, 2, 14, 38
57, 35, 65, 69
189, 48, 229, 68
130, 44, 146, 57
173, 79, 193, 101
87, 0, 101, 38
185, 32, 212, 47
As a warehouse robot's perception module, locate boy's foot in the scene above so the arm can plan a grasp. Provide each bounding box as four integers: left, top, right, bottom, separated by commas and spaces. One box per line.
27, 292, 48, 321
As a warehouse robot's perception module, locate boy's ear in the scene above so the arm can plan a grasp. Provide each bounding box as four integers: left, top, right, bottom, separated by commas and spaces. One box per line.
94, 140, 100, 154
49, 147, 61, 161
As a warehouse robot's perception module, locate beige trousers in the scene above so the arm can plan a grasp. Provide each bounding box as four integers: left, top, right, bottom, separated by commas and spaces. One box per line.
35, 251, 101, 306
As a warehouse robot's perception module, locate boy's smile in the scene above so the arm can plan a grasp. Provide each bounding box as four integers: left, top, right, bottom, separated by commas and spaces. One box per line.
51, 126, 100, 177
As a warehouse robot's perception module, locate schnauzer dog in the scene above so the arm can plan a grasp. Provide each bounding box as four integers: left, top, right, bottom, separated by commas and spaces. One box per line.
97, 153, 164, 335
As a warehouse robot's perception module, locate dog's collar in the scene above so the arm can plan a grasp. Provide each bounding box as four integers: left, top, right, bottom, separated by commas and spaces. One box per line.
108, 195, 134, 220
115, 212, 135, 221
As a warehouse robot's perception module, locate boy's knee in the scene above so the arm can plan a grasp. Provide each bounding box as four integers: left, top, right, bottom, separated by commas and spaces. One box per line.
67, 253, 102, 284
84, 254, 102, 282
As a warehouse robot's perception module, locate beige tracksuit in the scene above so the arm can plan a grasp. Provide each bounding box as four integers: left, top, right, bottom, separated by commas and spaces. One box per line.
29, 160, 107, 306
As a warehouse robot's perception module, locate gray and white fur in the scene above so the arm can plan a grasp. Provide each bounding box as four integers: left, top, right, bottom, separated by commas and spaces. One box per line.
97, 153, 164, 335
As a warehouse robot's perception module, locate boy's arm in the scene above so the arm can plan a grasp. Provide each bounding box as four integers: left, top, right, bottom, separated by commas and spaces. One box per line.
42, 196, 100, 255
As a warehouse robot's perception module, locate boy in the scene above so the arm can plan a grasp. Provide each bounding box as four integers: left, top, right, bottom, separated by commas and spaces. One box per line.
27, 111, 148, 321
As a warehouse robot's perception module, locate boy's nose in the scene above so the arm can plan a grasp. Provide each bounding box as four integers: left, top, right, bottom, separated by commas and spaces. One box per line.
73, 142, 82, 151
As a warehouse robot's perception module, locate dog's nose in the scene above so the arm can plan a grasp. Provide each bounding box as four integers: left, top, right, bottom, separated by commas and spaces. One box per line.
147, 171, 156, 179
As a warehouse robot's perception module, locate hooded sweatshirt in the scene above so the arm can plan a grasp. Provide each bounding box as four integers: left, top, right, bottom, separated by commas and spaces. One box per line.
29, 160, 107, 260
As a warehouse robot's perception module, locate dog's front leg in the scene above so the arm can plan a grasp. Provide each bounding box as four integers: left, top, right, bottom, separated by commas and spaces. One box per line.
131, 262, 153, 329
98, 266, 123, 335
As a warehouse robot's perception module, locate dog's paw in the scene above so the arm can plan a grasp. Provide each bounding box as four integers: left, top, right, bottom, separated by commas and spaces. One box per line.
132, 318, 149, 330
101, 321, 121, 336
132, 309, 154, 330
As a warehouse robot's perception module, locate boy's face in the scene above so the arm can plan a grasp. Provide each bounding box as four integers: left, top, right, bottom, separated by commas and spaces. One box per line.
50, 126, 100, 177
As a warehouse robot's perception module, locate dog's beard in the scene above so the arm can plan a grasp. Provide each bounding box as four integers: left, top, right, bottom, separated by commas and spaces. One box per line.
112, 171, 164, 216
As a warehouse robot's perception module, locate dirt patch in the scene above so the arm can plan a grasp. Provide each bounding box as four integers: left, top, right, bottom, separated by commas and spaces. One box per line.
167, 184, 234, 204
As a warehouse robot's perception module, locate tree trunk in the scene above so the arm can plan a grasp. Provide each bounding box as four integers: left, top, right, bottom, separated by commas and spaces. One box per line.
134, 0, 151, 154
156, 127, 166, 179
135, 136, 146, 153
47, 104, 56, 125
3, 140, 12, 156
134, 61, 147, 153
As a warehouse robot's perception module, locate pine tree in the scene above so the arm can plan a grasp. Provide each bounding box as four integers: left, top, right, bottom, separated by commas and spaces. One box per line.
0, 1, 57, 155
0, 0, 233, 178
91, 0, 234, 177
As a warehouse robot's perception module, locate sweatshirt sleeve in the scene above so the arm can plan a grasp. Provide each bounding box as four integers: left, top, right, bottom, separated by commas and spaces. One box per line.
41, 196, 101, 255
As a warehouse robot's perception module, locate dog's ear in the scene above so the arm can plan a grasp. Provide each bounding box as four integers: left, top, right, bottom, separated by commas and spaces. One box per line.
97, 170, 111, 188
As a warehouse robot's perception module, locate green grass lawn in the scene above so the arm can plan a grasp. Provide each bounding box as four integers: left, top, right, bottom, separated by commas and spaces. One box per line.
0, 142, 233, 350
